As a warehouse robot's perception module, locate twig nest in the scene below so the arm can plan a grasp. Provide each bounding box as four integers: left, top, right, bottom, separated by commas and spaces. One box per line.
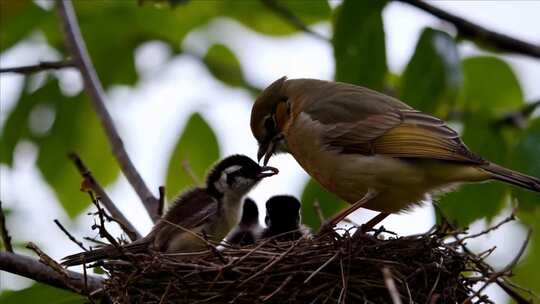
101, 226, 488, 303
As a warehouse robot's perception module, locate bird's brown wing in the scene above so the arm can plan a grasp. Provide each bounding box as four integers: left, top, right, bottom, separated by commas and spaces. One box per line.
317, 107, 483, 164
152, 189, 219, 251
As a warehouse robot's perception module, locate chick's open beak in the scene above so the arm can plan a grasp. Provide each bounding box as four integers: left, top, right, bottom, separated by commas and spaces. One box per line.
256, 166, 279, 179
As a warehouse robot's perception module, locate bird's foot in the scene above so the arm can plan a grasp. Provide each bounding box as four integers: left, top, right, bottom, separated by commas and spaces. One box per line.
318, 219, 338, 235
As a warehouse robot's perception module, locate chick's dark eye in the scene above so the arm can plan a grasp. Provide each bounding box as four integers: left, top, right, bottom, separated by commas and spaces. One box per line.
226, 173, 235, 186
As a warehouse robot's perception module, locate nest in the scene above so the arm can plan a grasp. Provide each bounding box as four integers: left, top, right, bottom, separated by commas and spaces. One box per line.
98, 225, 502, 304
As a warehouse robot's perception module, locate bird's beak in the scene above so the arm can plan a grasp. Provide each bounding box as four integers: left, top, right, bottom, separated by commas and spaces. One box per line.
257, 139, 277, 166
256, 166, 279, 179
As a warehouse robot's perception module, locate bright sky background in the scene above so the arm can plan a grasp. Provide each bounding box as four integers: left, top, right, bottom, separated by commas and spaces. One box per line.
1, 1, 539, 302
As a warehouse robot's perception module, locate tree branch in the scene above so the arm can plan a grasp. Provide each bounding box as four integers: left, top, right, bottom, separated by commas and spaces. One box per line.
69, 153, 141, 241
0, 201, 14, 253
0, 60, 75, 74
55, 0, 160, 222
495, 99, 540, 128
260, 0, 329, 42
397, 0, 540, 58
0, 251, 104, 296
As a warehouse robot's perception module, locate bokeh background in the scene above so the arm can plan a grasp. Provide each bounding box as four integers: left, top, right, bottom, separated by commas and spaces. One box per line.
1, 0, 539, 302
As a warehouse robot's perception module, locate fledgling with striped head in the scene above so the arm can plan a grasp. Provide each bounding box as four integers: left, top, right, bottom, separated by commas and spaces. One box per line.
251, 77, 540, 228
62, 155, 278, 266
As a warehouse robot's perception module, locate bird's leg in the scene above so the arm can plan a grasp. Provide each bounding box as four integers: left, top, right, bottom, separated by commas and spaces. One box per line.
320, 189, 378, 233
359, 212, 390, 233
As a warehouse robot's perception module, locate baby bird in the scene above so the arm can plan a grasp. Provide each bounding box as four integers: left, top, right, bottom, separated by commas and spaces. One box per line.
224, 198, 262, 246
260, 195, 310, 242
62, 155, 278, 266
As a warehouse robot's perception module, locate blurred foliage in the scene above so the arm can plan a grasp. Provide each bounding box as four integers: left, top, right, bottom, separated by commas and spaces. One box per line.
0, 78, 119, 217
300, 179, 348, 231
203, 44, 245, 88
333, 0, 387, 90
400, 28, 461, 116
0, 283, 85, 303
438, 56, 525, 226
1, 0, 539, 301
512, 119, 540, 210
166, 113, 220, 200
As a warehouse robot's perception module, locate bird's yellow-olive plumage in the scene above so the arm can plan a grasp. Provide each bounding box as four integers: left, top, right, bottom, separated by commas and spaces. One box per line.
251, 77, 540, 214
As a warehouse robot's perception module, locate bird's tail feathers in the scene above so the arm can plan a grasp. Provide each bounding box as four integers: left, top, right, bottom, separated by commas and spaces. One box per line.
61, 242, 149, 267
61, 246, 117, 267
481, 163, 540, 193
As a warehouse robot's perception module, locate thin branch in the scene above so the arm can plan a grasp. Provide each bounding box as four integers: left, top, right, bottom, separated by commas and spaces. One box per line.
382, 267, 403, 304
0, 60, 75, 74
463, 228, 532, 304
397, 0, 540, 58
26, 242, 70, 282
0, 201, 14, 253
158, 186, 166, 217
312, 200, 325, 226
260, 0, 329, 42
69, 153, 141, 241
495, 100, 540, 128
56, 0, 160, 221
54, 219, 88, 251
0, 251, 103, 296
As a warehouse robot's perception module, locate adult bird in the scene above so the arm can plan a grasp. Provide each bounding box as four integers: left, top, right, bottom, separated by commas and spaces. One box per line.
62, 155, 278, 266
251, 77, 540, 228
260, 195, 310, 241
225, 198, 262, 246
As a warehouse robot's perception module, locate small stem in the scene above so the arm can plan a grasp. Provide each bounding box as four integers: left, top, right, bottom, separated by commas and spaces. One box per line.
54, 219, 88, 251
0, 60, 75, 74
0, 201, 14, 253
69, 153, 141, 241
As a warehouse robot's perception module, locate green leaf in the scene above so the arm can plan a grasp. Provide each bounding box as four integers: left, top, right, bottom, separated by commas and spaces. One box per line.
461, 56, 523, 112
300, 178, 348, 231
0, 0, 50, 52
333, 0, 387, 90
224, 0, 330, 36
203, 44, 245, 88
400, 28, 461, 115
0, 79, 119, 217
438, 114, 510, 226
0, 283, 86, 304
2, 1, 222, 86
511, 212, 540, 300
512, 118, 540, 210
166, 113, 220, 200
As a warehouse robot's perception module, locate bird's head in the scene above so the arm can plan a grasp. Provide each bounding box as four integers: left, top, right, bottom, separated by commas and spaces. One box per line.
240, 198, 259, 226
251, 76, 291, 165
265, 195, 301, 230
206, 155, 278, 199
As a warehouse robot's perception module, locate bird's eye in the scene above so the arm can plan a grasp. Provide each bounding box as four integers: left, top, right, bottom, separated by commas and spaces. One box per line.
226, 173, 235, 186
264, 115, 275, 132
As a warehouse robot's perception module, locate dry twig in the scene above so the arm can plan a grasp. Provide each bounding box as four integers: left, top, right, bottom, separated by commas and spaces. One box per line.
260, 0, 329, 42
396, 0, 540, 58
56, 0, 160, 221
69, 153, 141, 241
0, 201, 13, 253
0, 251, 103, 295
54, 219, 88, 251
0, 60, 75, 74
